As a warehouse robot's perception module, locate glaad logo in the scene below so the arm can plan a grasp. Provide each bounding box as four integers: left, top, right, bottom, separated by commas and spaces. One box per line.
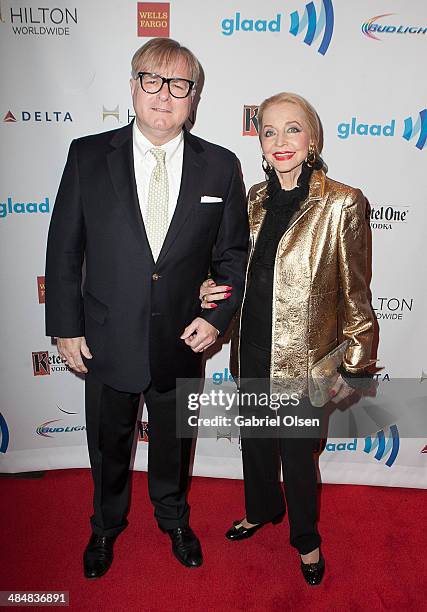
0, 412, 10, 454
289, 0, 334, 56
0, 197, 50, 220
212, 368, 234, 385
221, 0, 334, 55
403, 110, 427, 151
363, 425, 399, 467
337, 110, 427, 150
3, 5, 78, 36
2, 110, 73, 123
362, 14, 427, 41
373, 297, 413, 321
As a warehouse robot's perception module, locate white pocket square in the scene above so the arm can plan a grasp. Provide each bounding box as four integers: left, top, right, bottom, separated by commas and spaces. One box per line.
200, 196, 223, 203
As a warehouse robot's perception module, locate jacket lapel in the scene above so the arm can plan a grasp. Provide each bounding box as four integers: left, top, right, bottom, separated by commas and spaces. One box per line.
156, 130, 206, 264
284, 169, 325, 236
107, 122, 154, 263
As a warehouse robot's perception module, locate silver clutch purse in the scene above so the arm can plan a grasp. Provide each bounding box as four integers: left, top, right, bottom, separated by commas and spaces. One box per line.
308, 340, 350, 407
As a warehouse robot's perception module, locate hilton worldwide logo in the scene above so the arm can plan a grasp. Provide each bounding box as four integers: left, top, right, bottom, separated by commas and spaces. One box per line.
2, 4, 78, 36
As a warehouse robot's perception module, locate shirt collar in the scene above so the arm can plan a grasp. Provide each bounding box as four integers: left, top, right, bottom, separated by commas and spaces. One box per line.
133, 122, 184, 163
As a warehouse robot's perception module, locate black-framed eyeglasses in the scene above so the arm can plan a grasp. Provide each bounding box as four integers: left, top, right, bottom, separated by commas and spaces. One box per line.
137, 72, 195, 98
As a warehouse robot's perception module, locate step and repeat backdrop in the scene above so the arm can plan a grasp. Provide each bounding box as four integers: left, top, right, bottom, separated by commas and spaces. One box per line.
1, 0, 426, 487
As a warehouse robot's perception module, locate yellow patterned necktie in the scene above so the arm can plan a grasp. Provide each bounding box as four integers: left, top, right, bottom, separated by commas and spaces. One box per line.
146, 147, 169, 261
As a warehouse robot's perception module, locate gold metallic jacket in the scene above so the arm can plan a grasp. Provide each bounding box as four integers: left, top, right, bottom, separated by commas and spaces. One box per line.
230, 169, 375, 396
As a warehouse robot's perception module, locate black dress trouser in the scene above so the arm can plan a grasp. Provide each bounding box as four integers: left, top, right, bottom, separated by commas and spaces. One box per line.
85, 372, 193, 537
240, 264, 321, 555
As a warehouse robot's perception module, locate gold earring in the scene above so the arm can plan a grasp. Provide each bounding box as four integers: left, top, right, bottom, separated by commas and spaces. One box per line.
306, 143, 317, 167
262, 154, 272, 174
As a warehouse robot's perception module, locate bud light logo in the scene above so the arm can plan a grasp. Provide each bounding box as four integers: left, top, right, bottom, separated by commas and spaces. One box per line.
0, 413, 10, 454
362, 14, 427, 41
36, 419, 85, 437
363, 424, 399, 467
221, 0, 334, 55
337, 110, 427, 151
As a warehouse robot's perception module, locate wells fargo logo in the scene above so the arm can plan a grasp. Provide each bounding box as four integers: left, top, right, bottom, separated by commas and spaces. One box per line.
37, 276, 45, 304
137, 2, 170, 37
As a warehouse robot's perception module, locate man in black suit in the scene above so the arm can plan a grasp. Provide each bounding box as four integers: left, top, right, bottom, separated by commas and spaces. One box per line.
45, 38, 248, 578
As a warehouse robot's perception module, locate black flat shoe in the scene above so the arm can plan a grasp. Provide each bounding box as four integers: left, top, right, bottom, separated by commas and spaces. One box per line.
163, 526, 203, 568
300, 554, 325, 586
83, 533, 117, 579
225, 514, 283, 541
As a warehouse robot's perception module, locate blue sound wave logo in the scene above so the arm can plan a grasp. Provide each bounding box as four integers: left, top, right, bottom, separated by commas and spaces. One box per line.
0, 412, 10, 453
289, 0, 334, 55
364, 424, 399, 467
402, 109, 427, 151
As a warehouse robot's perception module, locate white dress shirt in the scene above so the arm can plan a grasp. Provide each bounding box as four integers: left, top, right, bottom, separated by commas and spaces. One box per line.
132, 123, 184, 225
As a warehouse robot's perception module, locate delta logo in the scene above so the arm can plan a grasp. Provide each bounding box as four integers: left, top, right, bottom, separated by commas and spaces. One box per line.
0, 196, 50, 220
32, 351, 71, 376
337, 109, 427, 151
362, 14, 427, 41
37, 276, 45, 304
137, 2, 170, 37
221, 0, 334, 56
2, 110, 73, 123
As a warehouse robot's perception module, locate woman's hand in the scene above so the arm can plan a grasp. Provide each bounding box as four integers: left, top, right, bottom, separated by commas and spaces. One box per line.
329, 374, 354, 403
199, 278, 232, 309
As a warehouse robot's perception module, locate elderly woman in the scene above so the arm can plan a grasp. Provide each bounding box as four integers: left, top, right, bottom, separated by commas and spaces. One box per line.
200, 92, 374, 585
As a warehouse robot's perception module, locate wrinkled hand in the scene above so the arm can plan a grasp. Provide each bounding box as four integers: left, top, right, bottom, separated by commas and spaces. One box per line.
56, 336, 92, 373
180, 317, 219, 353
199, 278, 232, 309
329, 374, 354, 403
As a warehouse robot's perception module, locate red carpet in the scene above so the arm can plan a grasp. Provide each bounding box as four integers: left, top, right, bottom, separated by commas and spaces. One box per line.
1, 469, 425, 611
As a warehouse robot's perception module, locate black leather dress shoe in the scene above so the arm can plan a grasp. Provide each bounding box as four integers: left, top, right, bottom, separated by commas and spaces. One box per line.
300, 554, 325, 586
225, 515, 283, 541
164, 526, 203, 568
83, 533, 117, 579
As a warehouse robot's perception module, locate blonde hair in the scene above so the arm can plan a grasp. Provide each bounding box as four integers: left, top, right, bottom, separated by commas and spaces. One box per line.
258, 92, 323, 152
131, 38, 200, 85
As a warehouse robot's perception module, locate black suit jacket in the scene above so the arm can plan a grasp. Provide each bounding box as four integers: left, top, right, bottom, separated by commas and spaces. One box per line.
45, 123, 248, 392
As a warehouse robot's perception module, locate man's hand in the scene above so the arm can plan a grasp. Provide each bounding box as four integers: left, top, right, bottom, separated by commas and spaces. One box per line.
56, 336, 92, 373
180, 317, 219, 353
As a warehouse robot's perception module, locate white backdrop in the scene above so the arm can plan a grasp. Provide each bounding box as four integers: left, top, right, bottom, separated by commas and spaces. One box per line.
1, 0, 426, 487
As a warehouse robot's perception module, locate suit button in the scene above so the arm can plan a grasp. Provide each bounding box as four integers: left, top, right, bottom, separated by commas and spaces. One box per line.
152, 273, 160, 281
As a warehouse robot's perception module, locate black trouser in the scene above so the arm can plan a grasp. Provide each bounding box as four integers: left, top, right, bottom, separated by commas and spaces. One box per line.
240, 328, 321, 555
241, 434, 321, 555
85, 372, 193, 537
